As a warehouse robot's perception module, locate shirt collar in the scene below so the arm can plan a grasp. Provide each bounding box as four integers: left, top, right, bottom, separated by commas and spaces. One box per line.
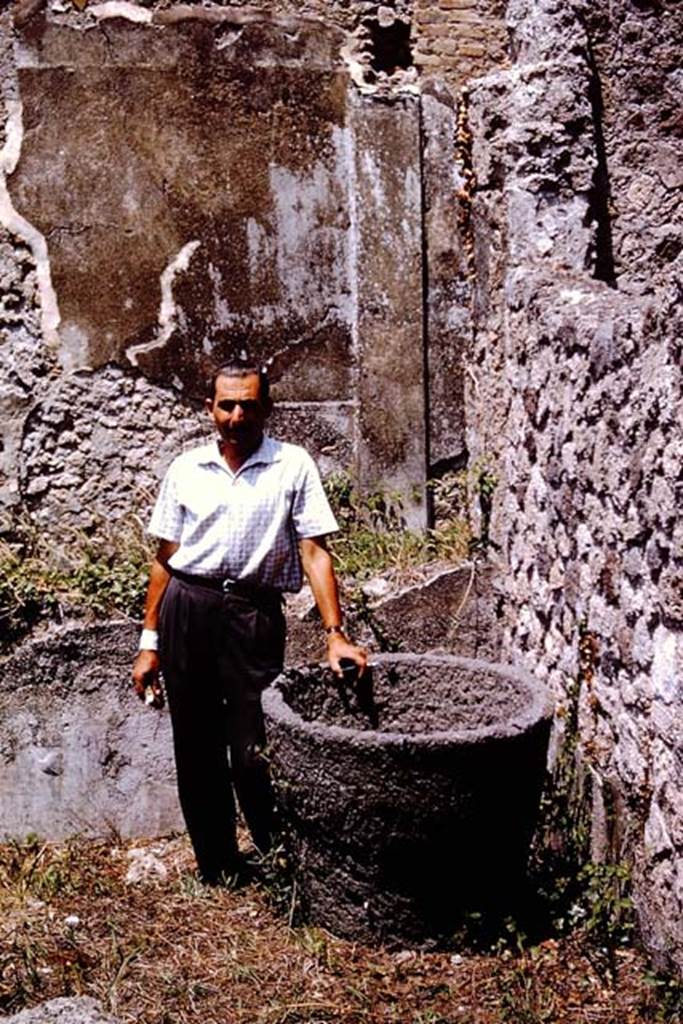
198, 435, 283, 472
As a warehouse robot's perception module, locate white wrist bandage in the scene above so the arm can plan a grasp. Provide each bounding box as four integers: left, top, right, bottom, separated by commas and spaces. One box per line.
139, 629, 159, 652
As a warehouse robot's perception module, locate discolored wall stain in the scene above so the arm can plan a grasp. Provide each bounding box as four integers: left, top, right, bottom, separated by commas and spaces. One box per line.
9, 15, 353, 397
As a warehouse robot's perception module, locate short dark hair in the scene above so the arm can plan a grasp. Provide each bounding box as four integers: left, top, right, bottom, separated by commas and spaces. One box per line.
205, 363, 270, 404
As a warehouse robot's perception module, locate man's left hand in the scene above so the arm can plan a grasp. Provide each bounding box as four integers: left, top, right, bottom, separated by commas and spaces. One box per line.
327, 633, 368, 678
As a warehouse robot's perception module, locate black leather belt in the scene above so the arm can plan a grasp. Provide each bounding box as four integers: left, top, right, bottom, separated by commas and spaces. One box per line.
171, 569, 283, 606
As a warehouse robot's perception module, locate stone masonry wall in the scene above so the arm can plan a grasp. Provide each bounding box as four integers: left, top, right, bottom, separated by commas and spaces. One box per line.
466, 0, 683, 975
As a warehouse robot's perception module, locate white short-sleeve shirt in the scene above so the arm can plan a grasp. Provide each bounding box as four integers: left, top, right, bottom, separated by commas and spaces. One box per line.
148, 436, 339, 593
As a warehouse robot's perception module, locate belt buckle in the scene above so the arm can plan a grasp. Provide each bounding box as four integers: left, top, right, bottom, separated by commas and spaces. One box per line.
221, 576, 237, 594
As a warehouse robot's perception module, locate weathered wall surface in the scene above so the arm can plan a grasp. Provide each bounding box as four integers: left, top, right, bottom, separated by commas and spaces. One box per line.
465, 0, 683, 975
0, 0, 509, 532
0, 2, 453, 532
0, 622, 182, 839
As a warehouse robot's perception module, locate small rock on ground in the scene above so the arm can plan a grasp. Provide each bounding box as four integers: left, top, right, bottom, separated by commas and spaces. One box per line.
4, 996, 120, 1024
125, 848, 168, 884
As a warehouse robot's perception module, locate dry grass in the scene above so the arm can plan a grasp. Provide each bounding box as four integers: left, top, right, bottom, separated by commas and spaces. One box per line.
0, 833, 669, 1024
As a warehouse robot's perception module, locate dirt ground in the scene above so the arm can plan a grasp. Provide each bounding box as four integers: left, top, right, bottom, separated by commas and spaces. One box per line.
0, 833, 678, 1024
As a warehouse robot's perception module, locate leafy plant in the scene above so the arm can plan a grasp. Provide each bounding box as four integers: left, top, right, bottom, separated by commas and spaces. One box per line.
467, 458, 498, 555
324, 471, 470, 583
0, 515, 153, 651
640, 970, 683, 1022
526, 621, 636, 983
499, 957, 557, 1024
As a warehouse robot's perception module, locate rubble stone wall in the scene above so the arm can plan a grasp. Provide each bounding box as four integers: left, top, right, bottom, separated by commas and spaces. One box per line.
465, 0, 683, 975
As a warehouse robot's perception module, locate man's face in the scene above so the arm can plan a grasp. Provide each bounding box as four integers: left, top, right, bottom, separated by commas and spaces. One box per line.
206, 373, 270, 456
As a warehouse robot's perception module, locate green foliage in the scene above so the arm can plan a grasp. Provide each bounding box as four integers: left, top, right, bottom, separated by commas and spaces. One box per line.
324, 471, 470, 582
498, 956, 557, 1024
467, 457, 498, 555
0, 834, 114, 902
641, 970, 683, 1022
528, 675, 593, 931
0, 553, 62, 647
571, 861, 634, 968
527, 622, 636, 984
0, 516, 153, 651
70, 556, 149, 619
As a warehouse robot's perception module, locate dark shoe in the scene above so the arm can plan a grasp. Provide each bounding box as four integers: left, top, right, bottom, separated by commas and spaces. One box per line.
199, 854, 254, 889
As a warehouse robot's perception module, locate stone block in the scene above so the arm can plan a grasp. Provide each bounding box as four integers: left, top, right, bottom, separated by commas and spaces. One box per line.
413, 51, 445, 67
421, 87, 468, 470
285, 563, 503, 666
430, 38, 461, 56
0, 622, 182, 841
457, 42, 486, 58
363, 562, 503, 659
4, 998, 119, 1024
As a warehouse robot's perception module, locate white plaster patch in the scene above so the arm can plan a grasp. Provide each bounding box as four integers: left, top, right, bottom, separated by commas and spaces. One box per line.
0, 100, 61, 351
270, 155, 350, 316
91, 2, 153, 23
361, 151, 386, 212
340, 42, 379, 96
340, 40, 419, 97
215, 28, 244, 51
644, 801, 674, 858
246, 217, 268, 280
651, 624, 678, 705
559, 288, 589, 306
126, 240, 200, 367
59, 322, 92, 373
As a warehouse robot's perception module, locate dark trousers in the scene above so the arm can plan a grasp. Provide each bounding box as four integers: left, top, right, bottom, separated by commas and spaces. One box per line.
159, 575, 286, 881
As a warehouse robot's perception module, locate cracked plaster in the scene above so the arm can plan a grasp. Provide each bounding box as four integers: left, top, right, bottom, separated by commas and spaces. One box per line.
1, 5, 444, 528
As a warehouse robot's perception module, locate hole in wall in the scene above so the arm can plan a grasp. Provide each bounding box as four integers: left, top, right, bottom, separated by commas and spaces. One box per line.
366, 18, 413, 75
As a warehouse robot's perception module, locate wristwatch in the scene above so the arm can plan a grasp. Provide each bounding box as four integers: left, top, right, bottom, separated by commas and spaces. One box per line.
325, 624, 345, 637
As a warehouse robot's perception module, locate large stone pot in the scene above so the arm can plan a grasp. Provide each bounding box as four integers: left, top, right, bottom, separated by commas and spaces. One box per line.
263, 653, 552, 947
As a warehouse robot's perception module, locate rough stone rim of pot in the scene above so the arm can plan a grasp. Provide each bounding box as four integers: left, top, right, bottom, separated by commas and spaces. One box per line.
263, 652, 553, 750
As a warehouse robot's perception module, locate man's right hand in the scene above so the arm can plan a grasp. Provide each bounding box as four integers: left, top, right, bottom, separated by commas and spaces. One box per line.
132, 650, 164, 708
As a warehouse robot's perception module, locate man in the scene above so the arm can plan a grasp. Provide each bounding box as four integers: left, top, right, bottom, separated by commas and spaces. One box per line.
132, 363, 367, 884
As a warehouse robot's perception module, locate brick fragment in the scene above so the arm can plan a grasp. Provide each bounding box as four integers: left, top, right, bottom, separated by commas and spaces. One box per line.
453, 23, 487, 39
415, 10, 443, 24
414, 51, 444, 66
421, 23, 457, 37
430, 38, 460, 55
444, 8, 482, 21
458, 42, 486, 56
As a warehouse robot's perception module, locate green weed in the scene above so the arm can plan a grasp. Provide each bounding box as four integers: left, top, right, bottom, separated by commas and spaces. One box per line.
0, 515, 153, 651
498, 957, 557, 1024
640, 970, 683, 1022
526, 622, 636, 984
324, 471, 470, 583
0, 834, 114, 902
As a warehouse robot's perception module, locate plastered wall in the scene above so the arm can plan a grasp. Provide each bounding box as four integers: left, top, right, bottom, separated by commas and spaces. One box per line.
0, 2, 438, 532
